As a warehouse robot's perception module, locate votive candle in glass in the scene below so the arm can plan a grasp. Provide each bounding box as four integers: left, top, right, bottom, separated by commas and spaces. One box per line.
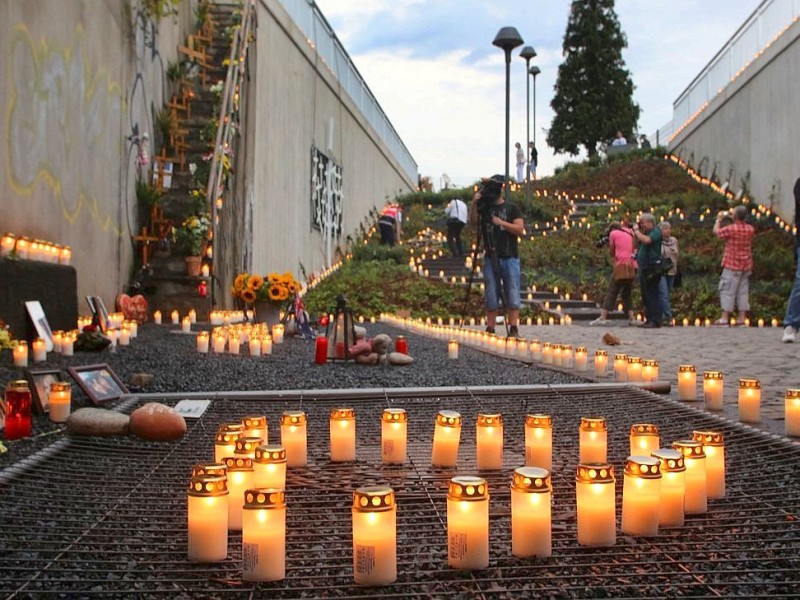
243, 415, 268, 442
242, 488, 286, 581
551, 344, 562, 366
678, 365, 697, 400
395, 335, 408, 354
48, 381, 71, 423
212, 330, 226, 353
330, 408, 356, 462
448, 339, 459, 359
272, 324, 284, 344
576, 463, 616, 546
541, 342, 553, 364
381, 408, 407, 464
214, 425, 243, 463
61, 331, 76, 356
13, 340, 28, 368
738, 378, 761, 423
561, 344, 574, 368
228, 332, 241, 355
1, 233, 16, 257
786, 389, 800, 436
171, 310, 179, 325
235, 436, 263, 460
651, 448, 686, 528
594, 349, 608, 377
153, 310, 162, 325
510, 467, 552, 558
524, 414, 553, 470
614, 353, 628, 381
187, 475, 229, 562
641, 359, 659, 383
693, 430, 725, 499
626, 356, 643, 382
181, 316, 191, 333
280, 411, 307, 467
4, 380, 32, 440
672, 440, 707, 514
253, 445, 287, 489
530, 339, 542, 362
31, 338, 46, 363
629, 423, 660, 456
262, 334, 273, 355
197, 331, 210, 353
223, 456, 254, 531
432, 410, 462, 467
352, 486, 397, 585
52, 331, 63, 354
579, 417, 607, 463
703, 371, 724, 410
621, 456, 661, 536
574, 346, 588, 371
315, 335, 328, 364
476, 413, 503, 470
447, 476, 489, 569
191, 462, 227, 478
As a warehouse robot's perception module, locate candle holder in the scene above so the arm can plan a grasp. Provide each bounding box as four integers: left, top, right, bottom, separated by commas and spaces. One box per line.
235, 436, 264, 460
280, 411, 307, 467
432, 410, 462, 467
196, 331, 210, 353
629, 423, 660, 456
253, 445, 287, 489
223, 456, 254, 531
352, 486, 397, 585
448, 339, 459, 359
613, 353, 628, 382
510, 467, 552, 557
325, 294, 357, 361
242, 415, 268, 442
214, 425, 243, 463
561, 344, 574, 368
529, 339, 542, 362
626, 356, 642, 382
576, 463, 616, 546
476, 413, 503, 470
641, 359, 659, 383
651, 449, 686, 528
574, 346, 588, 372
703, 371, 724, 410
524, 414, 552, 470
242, 488, 286, 581
672, 440, 707, 514
678, 365, 697, 400
31, 338, 47, 363
13, 340, 29, 368
48, 381, 72, 423
579, 417, 607, 464
187, 475, 229, 562
381, 408, 407, 464
541, 342, 553, 364
330, 408, 356, 462
621, 456, 662, 537
692, 431, 725, 498
191, 463, 227, 478
786, 389, 800, 436
594, 349, 608, 377
447, 476, 489, 569
4, 380, 32, 439
738, 378, 761, 423
395, 335, 408, 354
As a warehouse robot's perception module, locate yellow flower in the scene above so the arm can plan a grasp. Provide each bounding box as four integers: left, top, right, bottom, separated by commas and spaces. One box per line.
267, 285, 282, 301
241, 288, 256, 304
268, 273, 281, 284
234, 273, 248, 291
287, 281, 297, 294
276, 285, 290, 301
248, 274, 264, 291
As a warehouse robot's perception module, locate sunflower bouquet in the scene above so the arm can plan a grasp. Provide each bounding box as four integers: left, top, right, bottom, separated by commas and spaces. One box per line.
231, 271, 300, 306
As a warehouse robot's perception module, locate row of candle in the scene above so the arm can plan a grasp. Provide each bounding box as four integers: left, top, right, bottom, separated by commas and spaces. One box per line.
197, 324, 284, 355
2, 378, 72, 440
1, 233, 72, 264
11, 331, 81, 366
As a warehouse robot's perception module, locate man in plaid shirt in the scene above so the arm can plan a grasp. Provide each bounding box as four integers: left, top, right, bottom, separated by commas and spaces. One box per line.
712, 205, 755, 325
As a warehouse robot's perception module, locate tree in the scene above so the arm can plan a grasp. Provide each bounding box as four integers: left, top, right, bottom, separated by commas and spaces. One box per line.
547, 0, 641, 157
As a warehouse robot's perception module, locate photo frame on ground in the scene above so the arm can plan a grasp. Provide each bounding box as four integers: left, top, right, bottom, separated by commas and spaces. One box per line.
85, 296, 110, 332
25, 300, 54, 351
26, 369, 65, 414
68, 363, 128, 405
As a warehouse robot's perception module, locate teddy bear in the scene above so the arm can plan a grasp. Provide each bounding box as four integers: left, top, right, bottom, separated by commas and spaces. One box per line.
348, 333, 413, 365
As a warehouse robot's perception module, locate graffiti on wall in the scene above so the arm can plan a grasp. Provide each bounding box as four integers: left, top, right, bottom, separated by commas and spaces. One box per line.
311, 147, 343, 266
6, 24, 124, 233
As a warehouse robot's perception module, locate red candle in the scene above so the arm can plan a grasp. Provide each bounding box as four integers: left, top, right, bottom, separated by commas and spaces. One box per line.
315, 336, 328, 364
4, 380, 32, 440
335, 341, 345, 359
395, 335, 408, 355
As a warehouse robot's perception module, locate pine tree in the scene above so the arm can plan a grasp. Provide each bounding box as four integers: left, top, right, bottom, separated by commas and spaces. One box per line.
547, 0, 641, 157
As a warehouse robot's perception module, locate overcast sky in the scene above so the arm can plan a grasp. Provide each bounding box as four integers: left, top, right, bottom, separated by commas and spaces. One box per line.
313, 0, 760, 189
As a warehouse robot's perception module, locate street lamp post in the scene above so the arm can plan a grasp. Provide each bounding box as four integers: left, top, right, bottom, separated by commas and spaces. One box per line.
530, 66, 541, 166
493, 27, 524, 203
519, 45, 536, 203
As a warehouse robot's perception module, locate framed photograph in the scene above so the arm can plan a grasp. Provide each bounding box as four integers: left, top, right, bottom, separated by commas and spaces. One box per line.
68, 363, 128, 405
25, 300, 54, 351
85, 296, 110, 332
26, 369, 65, 414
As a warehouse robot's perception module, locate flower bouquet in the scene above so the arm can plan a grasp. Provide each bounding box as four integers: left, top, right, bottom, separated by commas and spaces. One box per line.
174, 214, 211, 257
232, 272, 301, 321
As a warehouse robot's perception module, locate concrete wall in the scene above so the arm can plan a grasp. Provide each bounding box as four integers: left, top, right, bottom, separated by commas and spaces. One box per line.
0, 0, 196, 312
670, 18, 800, 221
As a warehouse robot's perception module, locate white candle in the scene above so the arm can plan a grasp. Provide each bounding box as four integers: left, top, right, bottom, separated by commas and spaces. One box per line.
212, 331, 226, 353
579, 417, 607, 464
703, 371, 724, 410
171, 310, 180, 325
561, 344, 574, 368
187, 475, 229, 562
673, 440, 707, 514
280, 411, 307, 467
614, 353, 628, 381
381, 408, 407, 464
678, 365, 697, 400
119, 326, 131, 346
249, 337, 261, 356
52, 331, 63, 354
641, 359, 659, 383
542, 343, 553, 364
629, 423, 660, 456
253, 445, 287, 489
330, 408, 356, 462
1, 233, 16, 257
551, 344, 562, 366
272, 324, 284, 344
262, 335, 273, 355
652, 449, 686, 528
476, 413, 503, 470
524, 414, 553, 470
61, 332, 75, 356
621, 456, 661, 537
432, 410, 462, 467
448, 340, 459, 359
242, 488, 286, 581
197, 331, 210, 353
188, 309, 197, 324
352, 486, 397, 585
181, 317, 191, 333
530, 339, 542, 362
574, 346, 588, 371
693, 431, 725, 498
228, 333, 240, 355
738, 378, 761, 423
59, 246, 72, 265
447, 476, 489, 569
576, 463, 616, 546
13, 341, 28, 367
626, 356, 642, 382
511, 467, 552, 558
48, 381, 72, 423
153, 310, 162, 325
786, 389, 800, 436
594, 350, 608, 377
214, 425, 243, 463
235, 436, 263, 461
31, 338, 46, 363
223, 456, 254, 531
242, 416, 268, 443
15, 238, 29, 259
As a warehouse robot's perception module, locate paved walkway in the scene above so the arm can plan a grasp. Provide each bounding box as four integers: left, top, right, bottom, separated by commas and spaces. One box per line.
511, 321, 799, 438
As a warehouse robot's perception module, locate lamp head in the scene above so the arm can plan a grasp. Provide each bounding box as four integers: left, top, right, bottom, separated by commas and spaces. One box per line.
493, 27, 524, 57
519, 46, 537, 62
530, 65, 541, 77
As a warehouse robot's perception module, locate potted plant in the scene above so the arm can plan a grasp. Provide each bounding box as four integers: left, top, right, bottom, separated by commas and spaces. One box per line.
231, 271, 300, 325
174, 214, 211, 276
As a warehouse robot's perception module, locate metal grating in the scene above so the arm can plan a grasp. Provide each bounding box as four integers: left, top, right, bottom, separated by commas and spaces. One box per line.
1, 386, 799, 598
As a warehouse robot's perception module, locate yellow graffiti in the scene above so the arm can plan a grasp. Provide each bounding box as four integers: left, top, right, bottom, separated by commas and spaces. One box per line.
6, 23, 125, 236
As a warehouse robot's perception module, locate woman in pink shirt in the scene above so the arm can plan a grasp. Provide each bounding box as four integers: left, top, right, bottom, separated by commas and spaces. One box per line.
590, 221, 637, 325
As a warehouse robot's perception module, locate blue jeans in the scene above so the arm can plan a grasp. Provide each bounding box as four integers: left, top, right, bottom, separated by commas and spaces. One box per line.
483, 256, 521, 311
784, 248, 800, 328
659, 275, 674, 321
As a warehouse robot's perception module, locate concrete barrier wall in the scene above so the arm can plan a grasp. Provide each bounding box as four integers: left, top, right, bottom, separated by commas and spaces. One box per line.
0, 0, 196, 315
670, 18, 800, 221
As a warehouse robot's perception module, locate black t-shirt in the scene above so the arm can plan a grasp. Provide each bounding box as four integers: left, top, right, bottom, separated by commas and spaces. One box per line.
484, 201, 523, 258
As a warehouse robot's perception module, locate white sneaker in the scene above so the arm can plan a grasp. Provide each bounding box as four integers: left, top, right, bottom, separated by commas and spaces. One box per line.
589, 317, 609, 326
782, 326, 796, 343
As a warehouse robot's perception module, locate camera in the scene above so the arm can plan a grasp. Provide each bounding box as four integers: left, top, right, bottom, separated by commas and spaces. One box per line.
476, 175, 504, 216
595, 234, 610, 248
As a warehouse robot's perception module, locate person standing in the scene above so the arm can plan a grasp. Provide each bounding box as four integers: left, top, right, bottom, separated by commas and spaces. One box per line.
515, 142, 525, 182
782, 177, 800, 342
632, 213, 663, 328
589, 221, 637, 326
528, 142, 538, 181
470, 175, 525, 337
378, 204, 402, 246
611, 130, 627, 147
639, 134, 651, 149
658, 221, 679, 325
444, 197, 468, 257
713, 205, 755, 325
